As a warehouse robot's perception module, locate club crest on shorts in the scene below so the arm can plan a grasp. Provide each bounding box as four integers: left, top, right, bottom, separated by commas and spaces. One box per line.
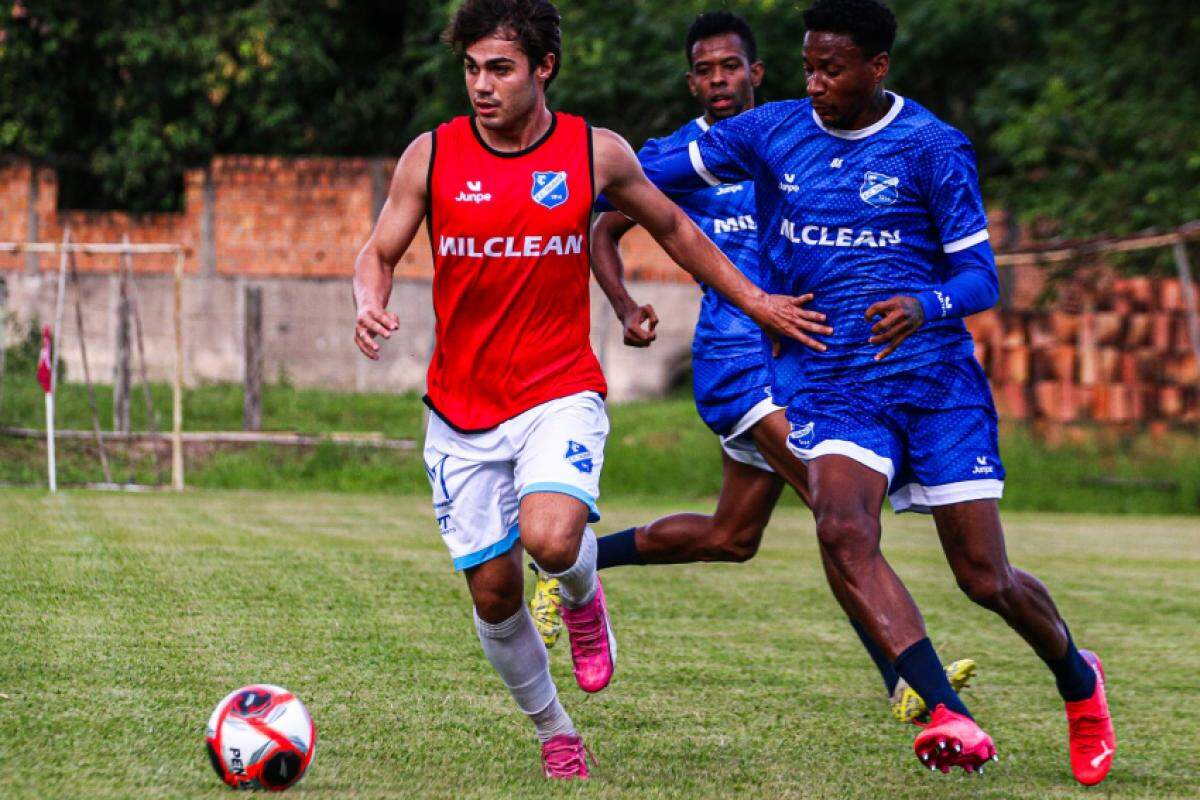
564, 440, 593, 474
531, 171, 569, 209
788, 421, 815, 451
860, 171, 900, 206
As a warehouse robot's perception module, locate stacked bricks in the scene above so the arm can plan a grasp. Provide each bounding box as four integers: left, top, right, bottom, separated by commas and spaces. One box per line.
967, 276, 1200, 423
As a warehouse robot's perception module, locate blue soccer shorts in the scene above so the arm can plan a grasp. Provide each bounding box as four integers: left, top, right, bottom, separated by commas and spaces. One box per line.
693, 353, 783, 472
785, 357, 1005, 513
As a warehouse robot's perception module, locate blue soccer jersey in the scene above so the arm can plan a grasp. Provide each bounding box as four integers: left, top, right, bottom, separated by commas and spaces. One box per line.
647, 93, 995, 406
638, 117, 765, 359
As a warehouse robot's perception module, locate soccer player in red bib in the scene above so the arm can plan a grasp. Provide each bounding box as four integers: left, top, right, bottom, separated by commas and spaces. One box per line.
351, 0, 828, 780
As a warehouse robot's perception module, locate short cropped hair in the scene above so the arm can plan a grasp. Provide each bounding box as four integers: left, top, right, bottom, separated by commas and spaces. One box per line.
443, 0, 563, 88
685, 10, 758, 65
802, 0, 897, 57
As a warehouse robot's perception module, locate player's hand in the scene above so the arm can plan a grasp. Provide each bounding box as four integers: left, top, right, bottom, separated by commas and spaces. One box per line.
355, 304, 400, 360
621, 303, 658, 348
752, 293, 831, 353
866, 295, 924, 361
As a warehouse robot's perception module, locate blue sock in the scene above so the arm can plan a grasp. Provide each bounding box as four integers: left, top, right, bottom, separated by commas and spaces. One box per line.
595, 528, 644, 570
850, 620, 900, 695
1042, 626, 1096, 702
894, 638, 971, 718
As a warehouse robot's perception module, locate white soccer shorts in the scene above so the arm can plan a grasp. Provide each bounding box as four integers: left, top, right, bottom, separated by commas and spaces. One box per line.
423, 391, 609, 571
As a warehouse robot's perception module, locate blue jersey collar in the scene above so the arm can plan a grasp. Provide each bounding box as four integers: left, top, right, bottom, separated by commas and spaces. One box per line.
811, 92, 905, 140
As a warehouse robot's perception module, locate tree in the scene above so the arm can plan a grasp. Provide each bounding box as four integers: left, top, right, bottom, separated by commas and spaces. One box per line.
2, 0, 1196, 239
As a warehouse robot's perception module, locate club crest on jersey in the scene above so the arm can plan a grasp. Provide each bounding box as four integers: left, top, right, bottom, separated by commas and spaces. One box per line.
564, 440, 593, 474
531, 170, 569, 209
860, 171, 900, 206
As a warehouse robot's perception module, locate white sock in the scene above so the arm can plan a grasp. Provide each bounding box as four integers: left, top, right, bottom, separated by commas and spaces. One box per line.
542, 526, 597, 608
474, 608, 576, 742
529, 696, 577, 743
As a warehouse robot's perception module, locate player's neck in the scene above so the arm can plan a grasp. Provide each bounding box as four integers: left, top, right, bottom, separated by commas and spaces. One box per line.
703, 99, 756, 128
474, 105, 554, 153
842, 89, 893, 131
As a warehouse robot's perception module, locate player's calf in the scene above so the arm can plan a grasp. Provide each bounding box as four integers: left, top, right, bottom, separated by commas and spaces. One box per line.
697, 519, 764, 563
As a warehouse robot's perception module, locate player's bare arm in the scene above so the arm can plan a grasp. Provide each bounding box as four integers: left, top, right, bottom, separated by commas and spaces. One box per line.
590, 211, 658, 348
351, 133, 431, 360
592, 127, 831, 351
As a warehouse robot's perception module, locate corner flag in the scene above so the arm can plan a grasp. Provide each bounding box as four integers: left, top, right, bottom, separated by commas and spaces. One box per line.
37, 325, 53, 394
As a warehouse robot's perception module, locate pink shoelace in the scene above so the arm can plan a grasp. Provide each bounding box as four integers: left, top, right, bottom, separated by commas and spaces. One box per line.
542, 736, 589, 778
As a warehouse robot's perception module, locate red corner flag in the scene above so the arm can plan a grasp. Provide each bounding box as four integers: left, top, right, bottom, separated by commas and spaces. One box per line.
36, 325, 53, 394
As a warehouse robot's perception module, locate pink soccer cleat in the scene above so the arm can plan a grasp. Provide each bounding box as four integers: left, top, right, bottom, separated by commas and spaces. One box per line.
560, 576, 616, 693
1066, 649, 1116, 786
540, 734, 590, 780
914, 705, 997, 775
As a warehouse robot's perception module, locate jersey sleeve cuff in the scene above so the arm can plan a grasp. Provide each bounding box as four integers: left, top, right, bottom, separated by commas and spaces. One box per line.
916, 291, 946, 322
942, 229, 989, 254
688, 140, 721, 187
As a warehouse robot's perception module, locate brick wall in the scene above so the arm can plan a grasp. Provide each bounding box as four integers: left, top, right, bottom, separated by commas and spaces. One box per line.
0, 155, 1197, 420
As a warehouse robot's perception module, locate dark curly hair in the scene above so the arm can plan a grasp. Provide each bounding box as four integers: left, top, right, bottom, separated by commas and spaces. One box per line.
443, 0, 563, 88
685, 10, 758, 65
802, 0, 897, 57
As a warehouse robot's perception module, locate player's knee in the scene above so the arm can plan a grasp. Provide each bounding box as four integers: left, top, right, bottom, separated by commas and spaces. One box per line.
814, 511, 878, 566
956, 565, 1016, 609
472, 586, 522, 623
523, 527, 581, 574
708, 522, 764, 563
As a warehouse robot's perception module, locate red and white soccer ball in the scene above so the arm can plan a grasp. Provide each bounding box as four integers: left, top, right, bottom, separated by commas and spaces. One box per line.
206, 684, 316, 791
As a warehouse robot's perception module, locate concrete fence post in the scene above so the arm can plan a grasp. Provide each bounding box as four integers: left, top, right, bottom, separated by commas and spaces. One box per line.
243, 285, 264, 431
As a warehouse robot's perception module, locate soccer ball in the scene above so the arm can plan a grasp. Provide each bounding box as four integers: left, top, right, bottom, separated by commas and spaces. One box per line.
205, 684, 316, 791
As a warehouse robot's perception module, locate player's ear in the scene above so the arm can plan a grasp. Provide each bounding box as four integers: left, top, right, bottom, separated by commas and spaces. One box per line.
870, 51, 890, 84
535, 52, 555, 84
749, 59, 765, 88
686, 68, 700, 97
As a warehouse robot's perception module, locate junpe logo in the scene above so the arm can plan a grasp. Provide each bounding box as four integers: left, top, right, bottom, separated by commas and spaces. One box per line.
972, 456, 995, 476
455, 180, 492, 204
779, 173, 800, 193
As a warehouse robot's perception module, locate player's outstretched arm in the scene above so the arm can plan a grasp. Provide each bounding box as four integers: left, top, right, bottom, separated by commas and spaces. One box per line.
592, 128, 830, 351
351, 133, 432, 360
590, 211, 658, 348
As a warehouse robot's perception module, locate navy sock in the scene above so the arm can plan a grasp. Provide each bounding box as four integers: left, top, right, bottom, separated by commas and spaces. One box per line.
894, 638, 971, 718
595, 528, 644, 570
1042, 626, 1096, 703
850, 619, 900, 695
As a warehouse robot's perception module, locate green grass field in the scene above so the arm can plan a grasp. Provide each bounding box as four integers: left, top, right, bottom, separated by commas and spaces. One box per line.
2, 374, 1199, 513
1, 489, 1196, 799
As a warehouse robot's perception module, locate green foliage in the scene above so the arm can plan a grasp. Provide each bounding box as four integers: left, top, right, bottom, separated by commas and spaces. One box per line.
980, 2, 1200, 235
1, 1, 1195, 231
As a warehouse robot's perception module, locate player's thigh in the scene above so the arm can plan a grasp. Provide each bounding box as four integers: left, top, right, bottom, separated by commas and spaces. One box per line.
749, 409, 812, 507
512, 391, 608, 525
890, 358, 1006, 514
423, 421, 520, 573
784, 388, 897, 517
710, 450, 784, 538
